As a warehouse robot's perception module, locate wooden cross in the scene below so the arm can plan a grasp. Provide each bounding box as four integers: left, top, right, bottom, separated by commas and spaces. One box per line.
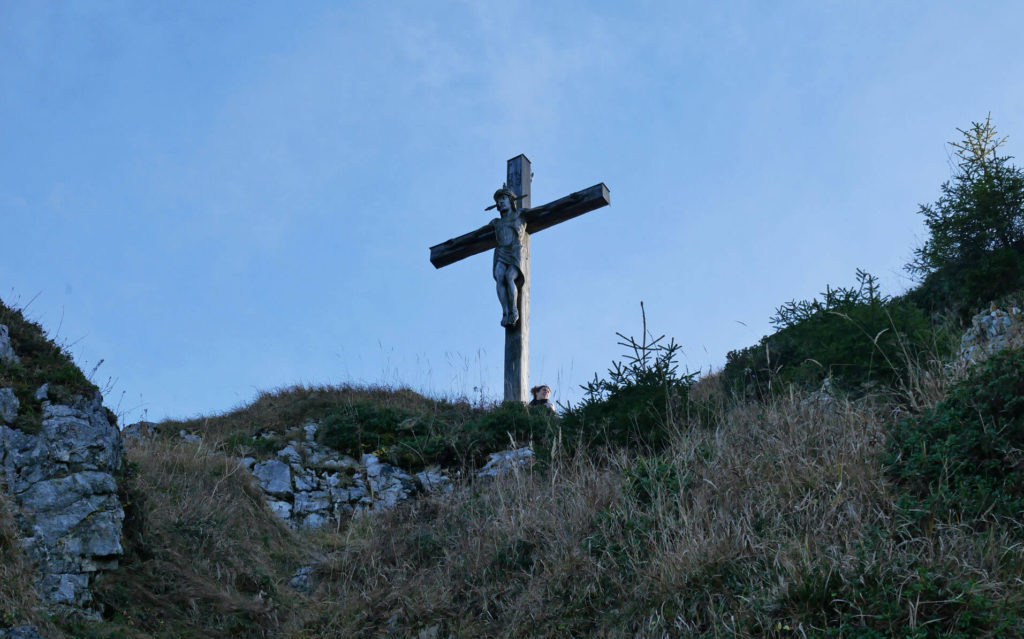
429, 154, 610, 402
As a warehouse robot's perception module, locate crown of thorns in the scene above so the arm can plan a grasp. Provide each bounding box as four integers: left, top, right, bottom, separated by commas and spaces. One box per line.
485, 184, 527, 210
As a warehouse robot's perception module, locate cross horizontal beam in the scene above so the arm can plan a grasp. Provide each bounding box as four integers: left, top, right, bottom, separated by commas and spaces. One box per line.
429, 182, 611, 269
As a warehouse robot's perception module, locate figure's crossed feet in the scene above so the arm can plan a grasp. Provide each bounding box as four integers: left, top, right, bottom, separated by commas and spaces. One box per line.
500, 311, 520, 327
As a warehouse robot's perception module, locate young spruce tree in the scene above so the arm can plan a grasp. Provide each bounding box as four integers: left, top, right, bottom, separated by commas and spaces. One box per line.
907, 115, 1024, 316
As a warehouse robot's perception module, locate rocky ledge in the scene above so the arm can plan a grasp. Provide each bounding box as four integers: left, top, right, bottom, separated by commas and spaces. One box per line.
957, 304, 1024, 366
233, 423, 533, 529
0, 374, 124, 609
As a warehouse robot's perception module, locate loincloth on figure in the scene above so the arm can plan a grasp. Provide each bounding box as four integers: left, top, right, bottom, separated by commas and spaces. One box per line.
491, 215, 526, 276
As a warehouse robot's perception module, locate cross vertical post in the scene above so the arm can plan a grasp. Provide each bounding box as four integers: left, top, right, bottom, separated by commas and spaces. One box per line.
428, 156, 609, 406
505, 154, 531, 402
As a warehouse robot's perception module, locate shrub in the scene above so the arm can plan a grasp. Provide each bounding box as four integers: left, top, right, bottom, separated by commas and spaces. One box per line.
560, 304, 708, 451
721, 270, 937, 398
316, 401, 457, 469
905, 246, 1024, 321
313, 398, 557, 470
458, 401, 559, 465
623, 455, 687, 506
888, 348, 1024, 526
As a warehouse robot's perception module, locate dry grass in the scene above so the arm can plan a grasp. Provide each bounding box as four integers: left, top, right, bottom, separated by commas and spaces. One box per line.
275, 393, 898, 637
272, 387, 1022, 637
0, 489, 54, 634
6, 363, 1019, 637
90, 438, 307, 638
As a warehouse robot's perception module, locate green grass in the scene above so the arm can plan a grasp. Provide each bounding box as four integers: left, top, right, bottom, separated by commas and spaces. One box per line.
5, 292, 1024, 636
0, 298, 101, 433
162, 384, 560, 471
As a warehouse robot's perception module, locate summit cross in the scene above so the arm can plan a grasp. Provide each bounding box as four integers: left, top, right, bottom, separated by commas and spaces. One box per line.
429, 155, 610, 402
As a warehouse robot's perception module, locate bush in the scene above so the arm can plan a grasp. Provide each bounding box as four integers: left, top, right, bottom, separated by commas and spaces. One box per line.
314, 398, 558, 470
458, 401, 559, 465
888, 348, 1024, 527
904, 246, 1024, 321
560, 304, 708, 451
721, 270, 937, 398
316, 401, 460, 469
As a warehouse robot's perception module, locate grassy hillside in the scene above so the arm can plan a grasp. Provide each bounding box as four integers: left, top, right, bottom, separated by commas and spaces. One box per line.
3, 302, 1023, 636
46, 351, 1021, 638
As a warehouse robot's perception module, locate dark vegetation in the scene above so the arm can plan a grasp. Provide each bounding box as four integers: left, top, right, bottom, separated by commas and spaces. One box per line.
162, 384, 559, 472
559, 302, 716, 451
907, 115, 1024, 320
889, 347, 1024, 527
3, 117, 1024, 636
721, 269, 944, 399
722, 116, 1024, 402
0, 299, 102, 433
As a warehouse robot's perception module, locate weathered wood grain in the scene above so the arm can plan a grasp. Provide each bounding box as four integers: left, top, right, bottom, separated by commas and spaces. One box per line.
504, 155, 531, 402
429, 182, 610, 269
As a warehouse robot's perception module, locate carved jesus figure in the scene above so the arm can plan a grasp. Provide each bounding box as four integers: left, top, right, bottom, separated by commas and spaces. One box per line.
490, 187, 526, 327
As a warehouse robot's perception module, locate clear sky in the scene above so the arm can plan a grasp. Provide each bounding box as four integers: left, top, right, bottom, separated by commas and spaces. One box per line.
2, 2, 1023, 423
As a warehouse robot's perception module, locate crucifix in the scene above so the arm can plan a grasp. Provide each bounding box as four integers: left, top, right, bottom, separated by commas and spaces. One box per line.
429, 154, 610, 402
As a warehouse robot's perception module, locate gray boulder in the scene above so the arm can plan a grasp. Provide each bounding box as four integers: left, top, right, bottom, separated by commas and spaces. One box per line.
266, 499, 292, 520
0, 388, 18, 424
292, 467, 319, 492
252, 459, 292, 498
288, 565, 316, 593
293, 490, 332, 516
303, 422, 318, 442
277, 444, 302, 464
0, 324, 19, 364
362, 453, 417, 509
958, 306, 1024, 366
416, 468, 452, 493
120, 421, 155, 442
299, 512, 329, 529
476, 447, 534, 478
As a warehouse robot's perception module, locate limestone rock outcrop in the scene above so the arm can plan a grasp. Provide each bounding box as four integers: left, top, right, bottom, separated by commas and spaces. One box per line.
0, 343, 124, 610
230, 421, 529, 529
476, 447, 534, 478
0, 324, 19, 364
957, 305, 1024, 366
0, 388, 18, 424
0, 625, 44, 639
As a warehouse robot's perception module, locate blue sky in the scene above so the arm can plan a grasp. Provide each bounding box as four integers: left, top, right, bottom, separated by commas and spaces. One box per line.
2, 2, 1023, 423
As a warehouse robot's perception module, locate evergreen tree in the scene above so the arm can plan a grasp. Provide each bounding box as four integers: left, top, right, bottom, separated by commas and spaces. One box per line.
907, 116, 1024, 315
